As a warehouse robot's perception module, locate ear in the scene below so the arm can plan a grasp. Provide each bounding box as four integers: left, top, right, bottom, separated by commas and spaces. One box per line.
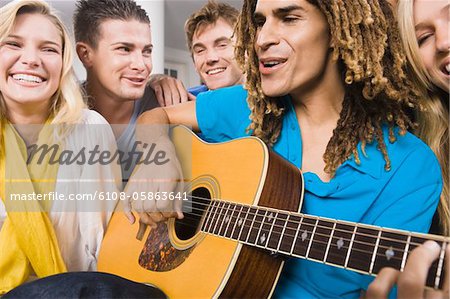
76, 42, 94, 67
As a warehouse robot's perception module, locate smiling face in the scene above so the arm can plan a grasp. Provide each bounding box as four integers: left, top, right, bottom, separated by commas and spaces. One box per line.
254, 0, 337, 98
414, 0, 449, 91
0, 13, 62, 113
192, 18, 244, 90
84, 19, 153, 102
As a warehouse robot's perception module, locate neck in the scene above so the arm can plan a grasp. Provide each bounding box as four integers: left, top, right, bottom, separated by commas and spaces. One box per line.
6, 102, 49, 125
5, 102, 50, 146
292, 84, 345, 128
85, 73, 135, 125
290, 62, 345, 127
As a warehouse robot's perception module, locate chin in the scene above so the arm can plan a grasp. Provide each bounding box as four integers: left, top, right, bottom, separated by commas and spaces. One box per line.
261, 83, 288, 98
122, 90, 146, 101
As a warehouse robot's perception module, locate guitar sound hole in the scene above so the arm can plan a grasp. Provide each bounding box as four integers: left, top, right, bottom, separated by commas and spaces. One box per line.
175, 187, 211, 241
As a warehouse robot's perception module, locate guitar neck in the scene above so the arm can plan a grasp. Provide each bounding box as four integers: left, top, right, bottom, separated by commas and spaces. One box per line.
200, 199, 449, 289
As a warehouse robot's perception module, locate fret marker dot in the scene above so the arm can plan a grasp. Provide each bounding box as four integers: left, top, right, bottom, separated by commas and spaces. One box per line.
385, 247, 395, 261
260, 233, 266, 244
268, 213, 274, 222
225, 216, 230, 223
238, 219, 243, 227
337, 238, 344, 250
301, 230, 308, 242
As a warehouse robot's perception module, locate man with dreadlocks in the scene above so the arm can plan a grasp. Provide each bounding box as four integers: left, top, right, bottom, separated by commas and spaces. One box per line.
135, 0, 442, 297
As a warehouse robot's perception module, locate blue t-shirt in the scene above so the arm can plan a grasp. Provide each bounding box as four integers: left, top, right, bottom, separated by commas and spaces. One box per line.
196, 85, 442, 298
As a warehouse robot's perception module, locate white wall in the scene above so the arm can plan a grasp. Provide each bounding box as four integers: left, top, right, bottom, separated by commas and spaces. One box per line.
164, 47, 200, 88
137, 0, 165, 74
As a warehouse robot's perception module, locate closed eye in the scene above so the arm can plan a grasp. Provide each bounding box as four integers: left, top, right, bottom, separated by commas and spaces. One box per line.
42, 47, 59, 54
417, 32, 433, 46
282, 15, 301, 23
3, 41, 21, 48
194, 47, 205, 54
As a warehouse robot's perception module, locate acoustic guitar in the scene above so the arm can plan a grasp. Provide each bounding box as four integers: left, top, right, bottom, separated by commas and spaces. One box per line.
98, 126, 448, 298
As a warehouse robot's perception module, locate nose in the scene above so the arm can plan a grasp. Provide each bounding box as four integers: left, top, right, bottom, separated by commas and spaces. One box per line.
20, 46, 40, 67
130, 51, 149, 73
255, 20, 279, 51
435, 24, 450, 53
205, 48, 219, 65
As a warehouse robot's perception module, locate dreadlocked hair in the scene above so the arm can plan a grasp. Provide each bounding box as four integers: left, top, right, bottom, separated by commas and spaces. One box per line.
235, 0, 420, 175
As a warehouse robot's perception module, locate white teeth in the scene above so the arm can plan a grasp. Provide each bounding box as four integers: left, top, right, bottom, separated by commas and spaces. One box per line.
445, 64, 450, 73
206, 68, 225, 75
264, 61, 281, 67
12, 74, 43, 83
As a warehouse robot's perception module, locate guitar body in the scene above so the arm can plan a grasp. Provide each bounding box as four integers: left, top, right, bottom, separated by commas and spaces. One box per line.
98, 126, 304, 298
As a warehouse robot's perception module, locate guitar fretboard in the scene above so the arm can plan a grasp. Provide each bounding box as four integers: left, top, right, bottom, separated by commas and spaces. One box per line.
200, 199, 448, 289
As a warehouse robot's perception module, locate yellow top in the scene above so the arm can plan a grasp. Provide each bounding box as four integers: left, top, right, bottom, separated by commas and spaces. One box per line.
0, 123, 66, 294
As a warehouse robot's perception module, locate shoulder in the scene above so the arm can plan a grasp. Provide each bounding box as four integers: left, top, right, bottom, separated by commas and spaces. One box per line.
387, 129, 439, 166
197, 85, 248, 102
196, 85, 250, 115
352, 127, 440, 180
138, 85, 159, 113
79, 109, 110, 125
195, 85, 251, 141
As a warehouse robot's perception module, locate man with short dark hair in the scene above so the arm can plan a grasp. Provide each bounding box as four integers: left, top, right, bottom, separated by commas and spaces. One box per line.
74, 0, 187, 183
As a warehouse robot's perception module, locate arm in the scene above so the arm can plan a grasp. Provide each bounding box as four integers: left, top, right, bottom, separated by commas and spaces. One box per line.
137, 100, 199, 131
125, 102, 197, 226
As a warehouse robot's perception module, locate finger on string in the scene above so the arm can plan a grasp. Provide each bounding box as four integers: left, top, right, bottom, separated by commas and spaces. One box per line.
366, 267, 399, 299
139, 212, 158, 228
442, 245, 449, 293
149, 212, 165, 223
175, 171, 185, 219
398, 241, 441, 299
123, 201, 136, 224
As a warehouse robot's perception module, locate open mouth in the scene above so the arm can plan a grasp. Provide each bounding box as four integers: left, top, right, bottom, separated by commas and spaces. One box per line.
441, 63, 450, 76
123, 77, 146, 84
263, 61, 283, 68
259, 58, 288, 75
11, 73, 45, 84
206, 67, 226, 75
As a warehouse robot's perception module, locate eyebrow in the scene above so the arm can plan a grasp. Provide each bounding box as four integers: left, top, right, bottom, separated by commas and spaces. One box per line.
214, 37, 231, 44
111, 41, 153, 49
6, 34, 62, 48
254, 4, 306, 19
275, 4, 306, 15
415, 4, 450, 31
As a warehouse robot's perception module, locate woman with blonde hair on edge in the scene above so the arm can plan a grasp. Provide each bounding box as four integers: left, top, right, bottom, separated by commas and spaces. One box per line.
0, 0, 121, 294
367, 0, 449, 298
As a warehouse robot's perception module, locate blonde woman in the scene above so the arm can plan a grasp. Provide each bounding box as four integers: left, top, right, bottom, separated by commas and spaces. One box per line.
367, 0, 449, 297
0, 0, 121, 294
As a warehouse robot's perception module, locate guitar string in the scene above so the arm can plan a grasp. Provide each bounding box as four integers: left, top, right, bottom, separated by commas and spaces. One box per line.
168, 213, 440, 271
179, 197, 445, 251
171, 209, 442, 266
177, 195, 446, 249
183, 213, 436, 265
